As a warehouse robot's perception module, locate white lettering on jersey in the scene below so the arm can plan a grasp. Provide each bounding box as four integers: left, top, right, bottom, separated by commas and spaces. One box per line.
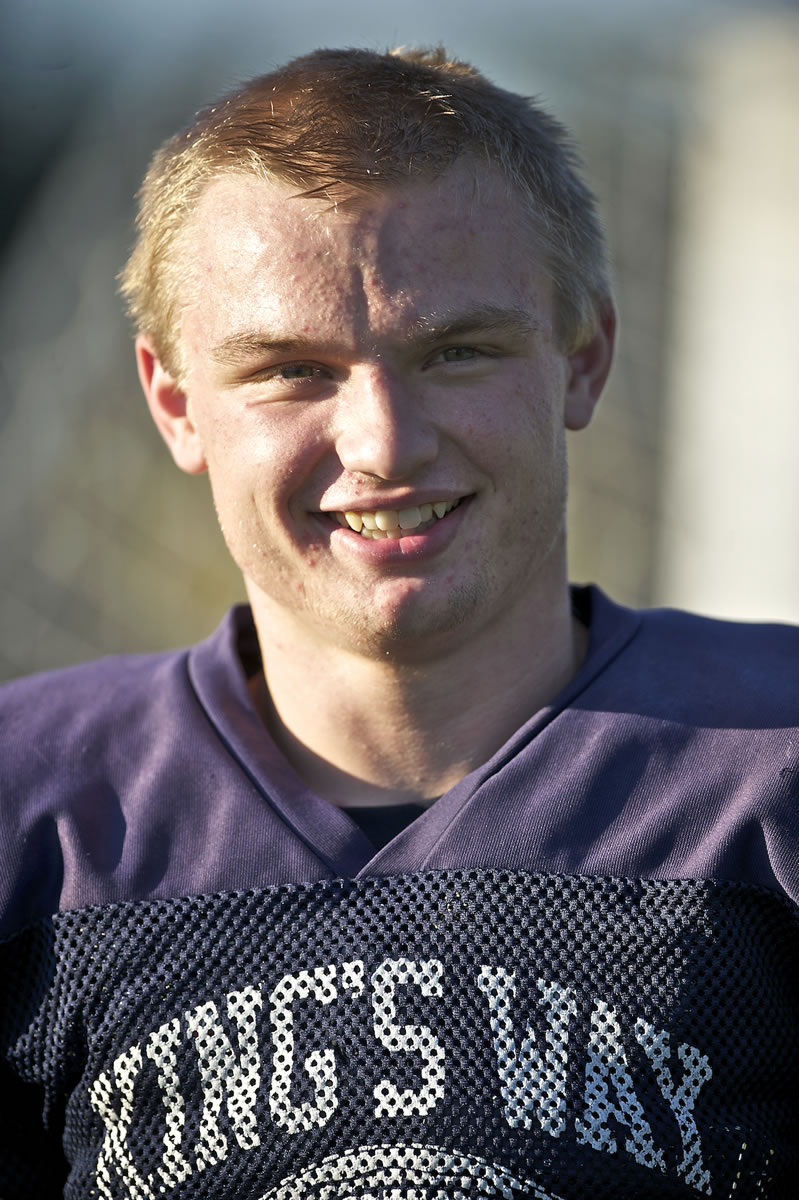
575, 1000, 666, 1172
477, 967, 576, 1135
371, 958, 446, 1119
90, 1044, 156, 1199
144, 1017, 192, 1187
86, 955, 721, 1196
268, 965, 338, 1133
257, 1142, 565, 1200
635, 1018, 713, 1194
185, 986, 263, 1171
340, 960, 365, 994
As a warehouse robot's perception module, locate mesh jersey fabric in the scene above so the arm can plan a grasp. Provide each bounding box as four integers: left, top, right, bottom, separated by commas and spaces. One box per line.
1, 586, 798, 1194
2, 871, 798, 1198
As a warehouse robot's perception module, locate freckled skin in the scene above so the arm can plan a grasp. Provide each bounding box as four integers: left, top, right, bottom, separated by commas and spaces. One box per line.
163, 163, 601, 664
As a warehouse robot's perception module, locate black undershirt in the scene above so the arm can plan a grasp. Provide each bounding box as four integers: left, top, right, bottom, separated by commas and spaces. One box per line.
342, 803, 429, 850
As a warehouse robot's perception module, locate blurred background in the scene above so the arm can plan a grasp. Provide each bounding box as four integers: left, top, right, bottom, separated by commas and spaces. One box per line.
1, 0, 798, 679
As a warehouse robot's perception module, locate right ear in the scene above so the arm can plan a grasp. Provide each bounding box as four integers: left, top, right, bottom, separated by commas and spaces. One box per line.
136, 335, 207, 475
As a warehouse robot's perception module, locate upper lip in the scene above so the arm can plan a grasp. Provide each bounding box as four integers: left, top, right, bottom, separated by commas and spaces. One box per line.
320, 492, 470, 513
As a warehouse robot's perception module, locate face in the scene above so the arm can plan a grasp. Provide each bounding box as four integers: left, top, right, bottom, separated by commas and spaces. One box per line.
142, 163, 610, 662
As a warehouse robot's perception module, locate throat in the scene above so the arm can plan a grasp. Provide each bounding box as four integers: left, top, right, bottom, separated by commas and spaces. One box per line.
245, 595, 588, 810
247, 668, 463, 808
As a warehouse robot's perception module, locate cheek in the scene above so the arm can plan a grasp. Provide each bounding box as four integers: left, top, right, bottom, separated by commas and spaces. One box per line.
202, 410, 331, 527
513, 372, 568, 462
467, 378, 561, 464
478, 381, 568, 529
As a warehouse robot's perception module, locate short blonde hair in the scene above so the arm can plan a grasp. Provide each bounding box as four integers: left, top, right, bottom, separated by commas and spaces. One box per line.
120, 46, 612, 377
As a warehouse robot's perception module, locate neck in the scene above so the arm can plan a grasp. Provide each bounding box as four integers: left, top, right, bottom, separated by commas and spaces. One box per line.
247, 579, 587, 809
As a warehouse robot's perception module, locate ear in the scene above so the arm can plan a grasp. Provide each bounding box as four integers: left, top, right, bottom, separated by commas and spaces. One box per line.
563, 299, 617, 431
136, 335, 207, 474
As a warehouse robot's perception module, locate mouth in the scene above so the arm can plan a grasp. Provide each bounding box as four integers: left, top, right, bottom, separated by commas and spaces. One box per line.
329, 498, 465, 539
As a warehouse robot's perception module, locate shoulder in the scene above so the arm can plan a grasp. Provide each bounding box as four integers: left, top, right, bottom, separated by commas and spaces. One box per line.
0, 649, 193, 936
0, 606, 252, 751
0, 647, 191, 751
0, 614, 252, 938
641, 602, 799, 651
582, 588, 799, 727
0, 604, 253, 820
638, 605, 799, 700
0, 649, 206, 845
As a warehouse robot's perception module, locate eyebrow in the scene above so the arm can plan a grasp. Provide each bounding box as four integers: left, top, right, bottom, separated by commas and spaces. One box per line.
209, 304, 540, 367
409, 304, 541, 344
209, 333, 313, 368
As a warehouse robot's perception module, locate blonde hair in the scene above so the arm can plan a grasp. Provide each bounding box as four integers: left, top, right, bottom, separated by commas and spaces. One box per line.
120, 47, 612, 377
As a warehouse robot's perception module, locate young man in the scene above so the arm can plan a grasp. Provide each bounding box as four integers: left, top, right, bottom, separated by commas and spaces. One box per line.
1, 47, 797, 1199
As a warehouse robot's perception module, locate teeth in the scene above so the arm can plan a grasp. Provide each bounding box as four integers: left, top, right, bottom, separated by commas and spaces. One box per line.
333, 498, 462, 538
399, 506, 422, 529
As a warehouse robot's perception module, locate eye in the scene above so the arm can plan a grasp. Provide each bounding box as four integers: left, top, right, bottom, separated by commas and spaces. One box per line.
271, 363, 328, 380
236, 359, 337, 403
425, 345, 485, 369
243, 361, 333, 388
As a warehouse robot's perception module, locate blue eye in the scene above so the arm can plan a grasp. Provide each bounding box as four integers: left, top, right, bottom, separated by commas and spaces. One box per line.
440, 346, 480, 362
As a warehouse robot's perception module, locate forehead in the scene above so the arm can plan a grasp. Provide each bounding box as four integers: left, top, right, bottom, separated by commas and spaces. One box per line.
179, 162, 551, 352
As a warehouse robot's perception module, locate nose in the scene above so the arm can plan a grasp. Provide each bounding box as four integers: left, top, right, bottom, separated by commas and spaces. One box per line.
335, 365, 438, 481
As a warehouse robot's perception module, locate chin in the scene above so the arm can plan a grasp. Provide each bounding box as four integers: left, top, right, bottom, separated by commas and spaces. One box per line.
336, 582, 493, 662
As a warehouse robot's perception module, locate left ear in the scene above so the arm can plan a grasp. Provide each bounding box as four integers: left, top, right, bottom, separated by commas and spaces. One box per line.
136, 334, 208, 475
563, 299, 617, 431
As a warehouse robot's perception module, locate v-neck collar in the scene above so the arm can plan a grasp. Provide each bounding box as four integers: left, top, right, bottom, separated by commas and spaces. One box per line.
187, 587, 641, 877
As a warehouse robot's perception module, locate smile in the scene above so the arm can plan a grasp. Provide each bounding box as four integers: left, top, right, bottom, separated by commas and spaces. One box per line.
332, 499, 463, 539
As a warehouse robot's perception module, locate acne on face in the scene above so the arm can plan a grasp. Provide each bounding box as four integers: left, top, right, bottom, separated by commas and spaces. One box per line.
167, 164, 586, 658
183, 163, 553, 363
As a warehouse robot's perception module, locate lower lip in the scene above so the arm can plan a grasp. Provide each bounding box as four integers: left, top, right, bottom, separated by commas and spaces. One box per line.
323, 500, 470, 562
